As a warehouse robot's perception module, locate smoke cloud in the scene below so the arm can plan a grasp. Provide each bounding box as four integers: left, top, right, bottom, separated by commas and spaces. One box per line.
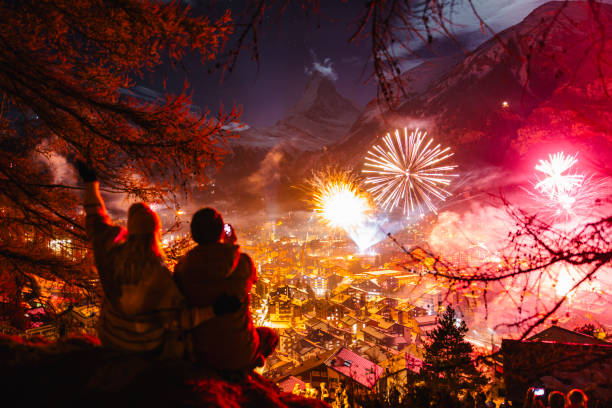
246, 147, 285, 218
305, 50, 338, 81
428, 203, 515, 255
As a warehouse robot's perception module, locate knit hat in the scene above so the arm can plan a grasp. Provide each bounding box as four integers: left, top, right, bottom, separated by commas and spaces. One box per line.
127, 203, 160, 235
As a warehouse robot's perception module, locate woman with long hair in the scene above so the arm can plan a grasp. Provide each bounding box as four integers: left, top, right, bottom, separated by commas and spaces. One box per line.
77, 161, 238, 356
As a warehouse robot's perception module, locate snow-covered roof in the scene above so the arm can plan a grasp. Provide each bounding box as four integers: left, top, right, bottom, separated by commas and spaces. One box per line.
325, 347, 383, 389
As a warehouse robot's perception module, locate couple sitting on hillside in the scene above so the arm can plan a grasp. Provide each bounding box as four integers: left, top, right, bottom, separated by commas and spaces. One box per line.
77, 161, 277, 372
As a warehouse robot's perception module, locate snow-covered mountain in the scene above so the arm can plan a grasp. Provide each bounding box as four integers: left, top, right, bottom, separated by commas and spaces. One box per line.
231, 73, 360, 151
210, 1, 612, 211
209, 73, 361, 209
334, 1, 612, 170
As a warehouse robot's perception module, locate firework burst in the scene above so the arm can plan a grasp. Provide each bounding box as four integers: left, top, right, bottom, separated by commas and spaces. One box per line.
534, 152, 584, 217
531, 152, 611, 219
308, 171, 372, 229
362, 128, 457, 217
535, 152, 584, 200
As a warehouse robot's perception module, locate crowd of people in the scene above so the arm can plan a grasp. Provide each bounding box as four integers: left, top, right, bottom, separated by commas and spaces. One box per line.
521, 387, 590, 408
76, 160, 278, 373
463, 388, 592, 408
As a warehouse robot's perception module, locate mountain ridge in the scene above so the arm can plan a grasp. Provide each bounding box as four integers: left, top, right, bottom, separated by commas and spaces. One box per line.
333, 1, 612, 171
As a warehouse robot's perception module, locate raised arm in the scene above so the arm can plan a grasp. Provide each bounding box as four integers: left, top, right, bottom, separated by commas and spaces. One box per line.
74, 160, 121, 245
83, 181, 116, 239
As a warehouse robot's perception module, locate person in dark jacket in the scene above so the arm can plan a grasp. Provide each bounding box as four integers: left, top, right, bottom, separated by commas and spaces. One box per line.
566, 389, 588, 408
76, 161, 239, 356
174, 207, 278, 371
547, 391, 565, 408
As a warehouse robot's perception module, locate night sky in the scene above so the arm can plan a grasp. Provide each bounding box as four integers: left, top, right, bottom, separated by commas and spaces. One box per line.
144, 0, 574, 128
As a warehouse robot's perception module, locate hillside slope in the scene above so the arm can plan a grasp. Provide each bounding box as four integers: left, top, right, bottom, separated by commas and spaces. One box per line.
0, 335, 328, 408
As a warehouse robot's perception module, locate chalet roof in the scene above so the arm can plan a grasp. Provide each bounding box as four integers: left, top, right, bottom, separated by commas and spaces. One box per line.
367, 314, 395, 330
328, 324, 352, 337
364, 345, 395, 364
295, 337, 324, 355
267, 355, 294, 372
332, 283, 352, 295
352, 279, 382, 291
395, 301, 417, 312
277, 376, 306, 393
366, 304, 384, 315
330, 293, 351, 305
414, 315, 437, 326
307, 327, 345, 343
324, 347, 383, 389
361, 325, 387, 341
350, 340, 374, 355
285, 348, 337, 377
502, 338, 612, 403
527, 325, 610, 346
340, 315, 360, 326
305, 316, 324, 327
311, 320, 329, 331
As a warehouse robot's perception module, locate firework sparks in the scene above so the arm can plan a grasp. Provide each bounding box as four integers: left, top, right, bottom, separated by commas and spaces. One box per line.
535, 152, 583, 200
534, 152, 584, 216
362, 128, 457, 217
309, 171, 371, 229
308, 171, 388, 251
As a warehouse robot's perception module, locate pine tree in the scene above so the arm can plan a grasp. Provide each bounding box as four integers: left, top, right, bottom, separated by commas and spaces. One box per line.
420, 305, 487, 396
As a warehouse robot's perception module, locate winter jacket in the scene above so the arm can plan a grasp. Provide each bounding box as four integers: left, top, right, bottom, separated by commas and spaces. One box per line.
174, 243, 259, 370
84, 182, 212, 353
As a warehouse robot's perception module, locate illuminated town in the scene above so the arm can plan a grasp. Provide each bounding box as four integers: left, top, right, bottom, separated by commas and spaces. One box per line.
6, 199, 611, 404
1, 1, 611, 407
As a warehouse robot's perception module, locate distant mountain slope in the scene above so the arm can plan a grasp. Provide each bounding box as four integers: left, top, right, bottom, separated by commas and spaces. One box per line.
207, 73, 361, 210
232, 73, 360, 152
334, 1, 612, 170
209, 1, 612, 212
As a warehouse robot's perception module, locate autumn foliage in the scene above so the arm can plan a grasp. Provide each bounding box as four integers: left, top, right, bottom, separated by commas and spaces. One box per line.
0, 0, 237, 324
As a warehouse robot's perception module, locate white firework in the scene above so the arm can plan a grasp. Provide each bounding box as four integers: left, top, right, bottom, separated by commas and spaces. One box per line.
362, 128, 458, 217
535, 152, 584, 201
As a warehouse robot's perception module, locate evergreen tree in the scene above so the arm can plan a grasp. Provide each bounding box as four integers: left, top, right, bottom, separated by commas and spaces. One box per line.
420, 305, 487, 396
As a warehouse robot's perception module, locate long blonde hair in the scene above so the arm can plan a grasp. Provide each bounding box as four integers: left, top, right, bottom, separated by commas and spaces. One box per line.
109, 231, 166, 284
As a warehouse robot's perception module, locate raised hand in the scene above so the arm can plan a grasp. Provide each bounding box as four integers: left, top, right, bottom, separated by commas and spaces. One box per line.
74, 159, 97, 182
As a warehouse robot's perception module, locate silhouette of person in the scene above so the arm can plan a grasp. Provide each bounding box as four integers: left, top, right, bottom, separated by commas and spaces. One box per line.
566, 389, 588, 408
547, 391, 565, 408
77, 161, 239, 356
174, 208, 278, 370
523, 388, 545, 408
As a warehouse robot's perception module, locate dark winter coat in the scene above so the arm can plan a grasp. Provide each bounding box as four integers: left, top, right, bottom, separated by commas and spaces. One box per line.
84, 183, 196, 353
174, 243, 259, 370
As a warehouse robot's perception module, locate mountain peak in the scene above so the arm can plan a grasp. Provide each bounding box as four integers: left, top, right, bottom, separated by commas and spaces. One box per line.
286, 72, 354, 119
304, 71, 336, 90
